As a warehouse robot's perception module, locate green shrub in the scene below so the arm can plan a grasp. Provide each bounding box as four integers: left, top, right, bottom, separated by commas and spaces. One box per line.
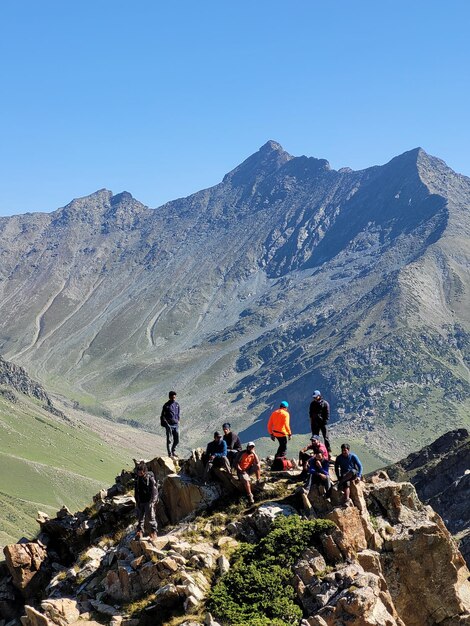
207, 515, 335, 625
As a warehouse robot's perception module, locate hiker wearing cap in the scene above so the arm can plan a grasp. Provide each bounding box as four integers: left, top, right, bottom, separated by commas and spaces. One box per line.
134, 461, 159, 540
298, 435, 329, 477
306, 450, 331, 496
160, 391, 180, 458
203, 431, 231, 481
334, 443, 363, 506
222, 422, 242, 467
267, 401, 292, 458
236, 442, 261, 505
309, 390, 331, 454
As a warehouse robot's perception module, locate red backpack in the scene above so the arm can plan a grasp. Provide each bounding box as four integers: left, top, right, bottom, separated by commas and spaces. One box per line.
271, 457, 293, 471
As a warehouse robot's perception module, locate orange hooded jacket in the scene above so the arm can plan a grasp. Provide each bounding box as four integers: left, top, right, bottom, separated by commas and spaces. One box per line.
267, 407, 291, 437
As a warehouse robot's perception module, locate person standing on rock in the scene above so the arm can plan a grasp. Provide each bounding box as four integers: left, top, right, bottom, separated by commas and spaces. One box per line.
334, 443, 363, 506
267, 401, 292, 458
134, 461, 159, 539
160, 391, 180, 458
236, 442, 261, 505
309, 390, 331, 455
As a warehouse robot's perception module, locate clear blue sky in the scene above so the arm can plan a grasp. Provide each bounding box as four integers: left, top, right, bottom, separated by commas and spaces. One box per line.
1, 1, 469, 216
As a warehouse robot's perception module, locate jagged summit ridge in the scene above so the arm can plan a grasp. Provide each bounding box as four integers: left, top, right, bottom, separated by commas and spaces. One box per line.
0, 143, 468, 462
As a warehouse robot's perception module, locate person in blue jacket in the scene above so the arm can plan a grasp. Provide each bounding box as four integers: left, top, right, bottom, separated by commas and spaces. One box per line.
203, 431, 231, 481
334, 442, 363, 506
306, 449, 331, 496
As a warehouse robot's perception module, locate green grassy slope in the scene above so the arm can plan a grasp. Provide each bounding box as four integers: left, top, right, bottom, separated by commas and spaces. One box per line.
0, 392, 132, 548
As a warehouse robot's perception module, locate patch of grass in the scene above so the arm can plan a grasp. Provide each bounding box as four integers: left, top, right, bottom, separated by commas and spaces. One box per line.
208, 514, 335, 625
123, 594, 156, 616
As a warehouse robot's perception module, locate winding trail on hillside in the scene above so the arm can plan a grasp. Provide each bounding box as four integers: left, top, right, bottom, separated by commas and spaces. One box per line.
34, 277, 105, 351
10, 281, 67, 360
147, 305, 168, 347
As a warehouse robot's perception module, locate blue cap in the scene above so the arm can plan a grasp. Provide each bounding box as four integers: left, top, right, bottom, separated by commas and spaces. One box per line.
313, 390, 321, 397
280, 400, 289, 408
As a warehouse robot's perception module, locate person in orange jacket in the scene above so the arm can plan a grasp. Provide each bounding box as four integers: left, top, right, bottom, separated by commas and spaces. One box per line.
267, 400, 292, 458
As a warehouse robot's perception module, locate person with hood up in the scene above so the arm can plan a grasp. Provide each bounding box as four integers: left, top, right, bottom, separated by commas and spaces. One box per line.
267, 401, 292, 458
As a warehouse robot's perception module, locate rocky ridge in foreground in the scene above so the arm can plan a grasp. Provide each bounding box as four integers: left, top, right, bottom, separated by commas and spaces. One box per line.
1, 440, 470, 626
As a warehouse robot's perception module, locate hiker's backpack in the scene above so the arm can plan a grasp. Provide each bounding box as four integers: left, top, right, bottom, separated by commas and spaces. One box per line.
271, 457, 293, 471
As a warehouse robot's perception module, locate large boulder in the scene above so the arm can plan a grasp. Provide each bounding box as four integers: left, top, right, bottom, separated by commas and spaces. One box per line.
3, 542, 49, 598
159, 474, 222, 524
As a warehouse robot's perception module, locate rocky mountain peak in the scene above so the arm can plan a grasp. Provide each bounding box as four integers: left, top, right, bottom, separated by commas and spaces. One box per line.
222, 139, 293, 185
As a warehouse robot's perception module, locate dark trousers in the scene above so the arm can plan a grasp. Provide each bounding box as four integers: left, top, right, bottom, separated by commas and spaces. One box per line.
275, 436, 288, 458
311, 420, 331, 453
136, 501, 158, 534
165, 425, 179, 456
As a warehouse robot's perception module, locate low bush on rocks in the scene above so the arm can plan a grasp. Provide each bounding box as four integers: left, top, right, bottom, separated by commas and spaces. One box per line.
207, 515, 335, 625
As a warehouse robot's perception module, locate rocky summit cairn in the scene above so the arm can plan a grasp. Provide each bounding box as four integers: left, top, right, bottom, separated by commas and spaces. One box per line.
1, 438, 470, 626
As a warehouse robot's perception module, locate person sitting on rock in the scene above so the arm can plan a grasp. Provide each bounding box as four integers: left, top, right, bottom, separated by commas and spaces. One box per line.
267, 401, 292, 458
236, 441, 261, 505
134, 461, 159, 540
306, 449, 331, 497
222, 422, 243, 467
203, 431, 231, 482
334, 443, 363, 506
299, 435, 330, 477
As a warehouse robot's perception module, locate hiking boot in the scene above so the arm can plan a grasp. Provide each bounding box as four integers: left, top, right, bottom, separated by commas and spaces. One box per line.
149, 531, 158, 541
343, 498, 353, 508
171, 452, 179, 459
247, 494, 255, 505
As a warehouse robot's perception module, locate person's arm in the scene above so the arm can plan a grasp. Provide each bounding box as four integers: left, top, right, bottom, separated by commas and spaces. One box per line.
322, 401, 330, 423
352, 454, 363, 478
254, 454, 261, 481
286, 412, 292, 438
334, 457, 341, 480
160, 403, 169, 426
214, 440, 228, 457
309, 401, 314, 419
234, 435, 242, 451
236, 452, 246, 473
149, 474, 158, 502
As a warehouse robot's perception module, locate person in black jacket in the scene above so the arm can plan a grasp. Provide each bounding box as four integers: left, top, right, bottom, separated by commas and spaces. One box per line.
222, 422, 242, 467
309, 390, 331, 454
134, 461, 159, 539
160, 391, 180, 458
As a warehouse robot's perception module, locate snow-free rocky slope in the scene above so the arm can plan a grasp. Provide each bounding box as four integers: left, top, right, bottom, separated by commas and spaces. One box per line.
1, 141, 470, 460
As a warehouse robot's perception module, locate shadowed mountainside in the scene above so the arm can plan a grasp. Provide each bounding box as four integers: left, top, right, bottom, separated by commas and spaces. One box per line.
0, 142, 469, 461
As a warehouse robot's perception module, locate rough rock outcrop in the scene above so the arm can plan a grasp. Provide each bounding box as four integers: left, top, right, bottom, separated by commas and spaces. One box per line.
385, 428, 470, 567
2, 448, 470, 626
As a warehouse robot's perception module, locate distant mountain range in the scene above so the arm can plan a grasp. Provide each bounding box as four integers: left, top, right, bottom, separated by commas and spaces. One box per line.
1, 141, 469, 461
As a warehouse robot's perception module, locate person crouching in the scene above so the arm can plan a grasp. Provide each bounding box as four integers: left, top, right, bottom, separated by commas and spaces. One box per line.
236, 442, 261, 505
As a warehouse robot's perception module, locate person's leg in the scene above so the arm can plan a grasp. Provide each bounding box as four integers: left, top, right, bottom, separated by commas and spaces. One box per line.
221, 456, 231, 473
171, 426, 179, 456
311, 420, 320, 437
135, 503, 145, 536
276, 436, 287, 457
165, 426, 172, 457
320, 423, 331, 453
145, 501, 158, 537
203, 459, 213, 482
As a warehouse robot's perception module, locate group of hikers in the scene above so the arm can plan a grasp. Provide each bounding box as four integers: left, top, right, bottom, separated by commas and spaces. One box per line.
135, 390, 363, 537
